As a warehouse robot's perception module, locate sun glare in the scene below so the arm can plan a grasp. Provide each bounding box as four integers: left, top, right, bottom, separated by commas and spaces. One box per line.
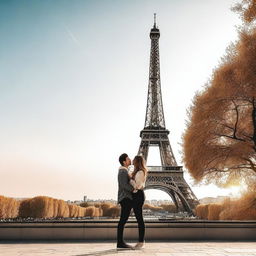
226, 185, 243, 198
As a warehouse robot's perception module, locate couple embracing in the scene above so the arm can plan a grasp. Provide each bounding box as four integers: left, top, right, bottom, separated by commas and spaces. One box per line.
116, 153, 148, 249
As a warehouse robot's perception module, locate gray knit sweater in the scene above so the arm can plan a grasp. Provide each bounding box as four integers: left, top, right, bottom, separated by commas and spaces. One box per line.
117, 166, 134, 204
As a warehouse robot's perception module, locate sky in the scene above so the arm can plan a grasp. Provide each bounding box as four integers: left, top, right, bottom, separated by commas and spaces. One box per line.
0, 0, 245, 202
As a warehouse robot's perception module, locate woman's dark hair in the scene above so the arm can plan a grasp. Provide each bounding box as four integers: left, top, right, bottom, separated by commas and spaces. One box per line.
119, 153, 128, 166
131, 155, 148, 179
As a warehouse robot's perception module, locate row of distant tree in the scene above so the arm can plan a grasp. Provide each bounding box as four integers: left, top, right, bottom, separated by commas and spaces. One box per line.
0, 195, 178, 220
0, 193, 255, 220
0, 195, 104, 219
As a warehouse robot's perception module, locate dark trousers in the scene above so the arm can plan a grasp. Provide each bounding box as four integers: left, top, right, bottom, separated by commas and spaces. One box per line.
132, 189, 145, 242
117, 190, 145, 244
117, 198, 133, 244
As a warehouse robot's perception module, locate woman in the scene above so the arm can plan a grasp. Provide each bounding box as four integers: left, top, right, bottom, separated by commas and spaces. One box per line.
129, 155, 148, 249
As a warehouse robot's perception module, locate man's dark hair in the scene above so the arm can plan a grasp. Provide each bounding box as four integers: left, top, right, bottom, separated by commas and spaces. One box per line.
119, 153, 128, 166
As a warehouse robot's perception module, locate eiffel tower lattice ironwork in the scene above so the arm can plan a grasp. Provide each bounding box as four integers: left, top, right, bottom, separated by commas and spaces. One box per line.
138, 14, 199, 215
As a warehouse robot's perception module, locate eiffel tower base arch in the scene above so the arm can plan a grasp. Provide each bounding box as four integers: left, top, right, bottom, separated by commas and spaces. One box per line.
144, 169, 199, 216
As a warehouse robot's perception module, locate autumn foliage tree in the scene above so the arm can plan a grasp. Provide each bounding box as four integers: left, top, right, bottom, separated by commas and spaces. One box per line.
183, 0, 256, 191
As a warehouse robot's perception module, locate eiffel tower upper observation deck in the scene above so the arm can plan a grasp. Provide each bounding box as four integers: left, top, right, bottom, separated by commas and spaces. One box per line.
138, 14, 199, 214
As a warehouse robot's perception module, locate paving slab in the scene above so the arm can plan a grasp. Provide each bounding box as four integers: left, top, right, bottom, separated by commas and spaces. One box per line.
0, 241, 255, 256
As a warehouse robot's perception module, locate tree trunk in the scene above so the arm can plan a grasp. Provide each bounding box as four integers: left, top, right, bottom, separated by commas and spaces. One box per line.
252, 97, 256, 152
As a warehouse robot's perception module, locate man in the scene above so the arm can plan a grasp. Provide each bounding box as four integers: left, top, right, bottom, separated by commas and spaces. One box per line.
116, 153, 135, 249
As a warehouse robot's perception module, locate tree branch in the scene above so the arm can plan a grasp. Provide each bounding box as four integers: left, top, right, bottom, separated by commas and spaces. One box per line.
220, 123, 235, 131
232, 100, 240, 139
212, 132, 246, 142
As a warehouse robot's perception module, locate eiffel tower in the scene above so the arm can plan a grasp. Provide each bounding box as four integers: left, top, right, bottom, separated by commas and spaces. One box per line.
138, 14, 199, 215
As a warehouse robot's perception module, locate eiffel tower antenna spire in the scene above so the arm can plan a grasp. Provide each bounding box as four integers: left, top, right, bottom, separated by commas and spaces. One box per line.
154, 13, 156, 28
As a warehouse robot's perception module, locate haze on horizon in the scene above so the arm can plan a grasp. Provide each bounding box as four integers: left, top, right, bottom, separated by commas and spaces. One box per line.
0, 0, 244, 202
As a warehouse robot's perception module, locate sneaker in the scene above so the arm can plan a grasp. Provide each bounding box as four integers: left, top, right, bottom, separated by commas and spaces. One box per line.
134, 241, 145, 249
116, 242, 134, 249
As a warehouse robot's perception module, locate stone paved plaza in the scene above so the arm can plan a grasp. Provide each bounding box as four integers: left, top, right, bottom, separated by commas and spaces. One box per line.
0, 241, 256, 256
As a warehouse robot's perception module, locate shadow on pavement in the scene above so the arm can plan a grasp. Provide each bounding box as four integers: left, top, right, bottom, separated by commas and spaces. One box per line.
74, 248, 134, 256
